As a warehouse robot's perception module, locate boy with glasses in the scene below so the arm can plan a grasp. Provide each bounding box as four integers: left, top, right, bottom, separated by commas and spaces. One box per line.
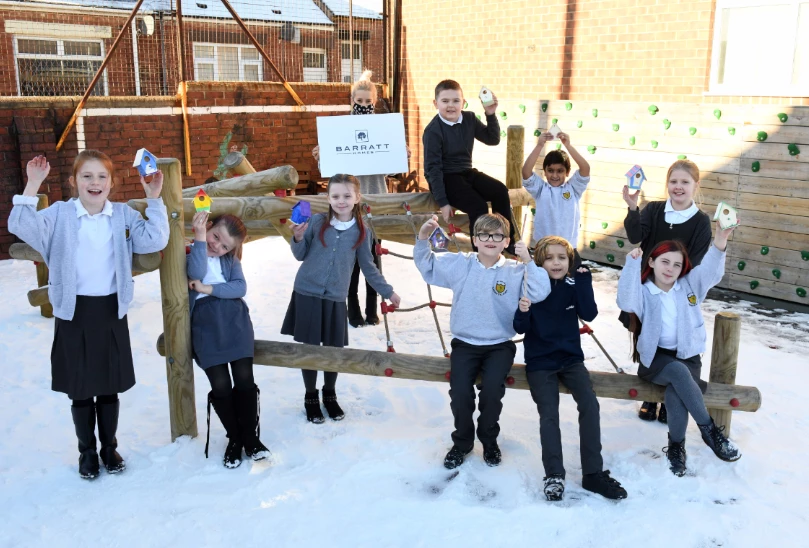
414, 213, 550, 469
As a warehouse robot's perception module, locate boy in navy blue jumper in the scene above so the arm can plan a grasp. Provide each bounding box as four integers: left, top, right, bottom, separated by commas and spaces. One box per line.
514, 236, 627, 502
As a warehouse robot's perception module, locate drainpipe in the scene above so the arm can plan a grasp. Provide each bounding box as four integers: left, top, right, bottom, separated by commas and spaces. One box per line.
131, 17, 141, 96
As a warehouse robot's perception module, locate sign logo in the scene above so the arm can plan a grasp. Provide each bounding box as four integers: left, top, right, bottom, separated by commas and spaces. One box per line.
687, 293, 697, 305
494, 281, 507, 295
355, 130, 369, 143
562, 191, 571, 200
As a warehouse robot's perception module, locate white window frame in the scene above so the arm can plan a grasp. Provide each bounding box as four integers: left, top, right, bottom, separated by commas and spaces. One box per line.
302, 47, 328, 83
13, 36, 108, 97
340, 40, 363, 83
707, 0, 809, 97
192, 42, 263, 82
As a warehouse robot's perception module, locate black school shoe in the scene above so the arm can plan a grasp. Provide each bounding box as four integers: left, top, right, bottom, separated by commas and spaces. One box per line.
698, 419, 742, 462
482, 442, 502, 467
443, 445, 472, 469
582, 470, 627, 500
657, 403, 668, 424
321, 388, 345, 421
543, 474, 565, 501
638, 401, 658, 421
663, 434, 687, 477
305, 390, 325, 424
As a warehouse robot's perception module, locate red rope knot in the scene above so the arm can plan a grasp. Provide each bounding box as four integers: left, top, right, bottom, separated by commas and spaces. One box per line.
364, 204, 372, 213
444, 371, 451, 380
280, 218, 287, 224
185, 245, 191, 255
444, 353, 450, 358
730, 398, 740, 408
506, 376, 515, 386
33, 261, 40, 266
273, 189, 287, 197
384, 368, 394, 376
381, 302, 388, 315
429, 300, 437, 309
403, 202, 411, 213
375, 243, 388, 255
579, 324, 593, 335
447, 223, 461, 235
628, 388, 638, 398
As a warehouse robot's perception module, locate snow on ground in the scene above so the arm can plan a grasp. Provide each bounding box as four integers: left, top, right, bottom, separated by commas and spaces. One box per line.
1, 237, 808, 547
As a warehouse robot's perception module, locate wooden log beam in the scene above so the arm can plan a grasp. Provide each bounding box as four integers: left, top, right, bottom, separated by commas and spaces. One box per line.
181, 165, 299, 198
27, 286, 49, 308
223, 151, 256, 176
11, 243, 162, 273
708, 312, 742, 435
158, 158, 197, 440
155, 336, 761, 412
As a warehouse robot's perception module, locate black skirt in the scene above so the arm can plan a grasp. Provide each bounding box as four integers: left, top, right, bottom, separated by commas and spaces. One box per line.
281, 291, 348, 347
639, 347, 708, 394
191, 296, 254, 370
51, 294, 135, 400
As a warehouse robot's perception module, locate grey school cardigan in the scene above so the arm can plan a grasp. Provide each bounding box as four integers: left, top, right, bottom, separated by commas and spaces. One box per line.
8, 195, 169, 320
186, 240, 247, 317
290, 213, 393, 302
616, 244, 726, 368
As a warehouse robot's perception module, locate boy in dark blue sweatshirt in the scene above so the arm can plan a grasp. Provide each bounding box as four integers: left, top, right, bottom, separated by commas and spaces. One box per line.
513, 236, 627, 502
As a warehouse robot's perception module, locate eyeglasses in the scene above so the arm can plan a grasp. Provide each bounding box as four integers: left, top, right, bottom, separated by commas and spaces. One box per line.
475, 233, 506, 242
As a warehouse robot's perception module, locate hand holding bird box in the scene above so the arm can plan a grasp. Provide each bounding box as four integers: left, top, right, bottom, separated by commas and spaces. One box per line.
133, 148, 158, 178
713, 201, 739, 230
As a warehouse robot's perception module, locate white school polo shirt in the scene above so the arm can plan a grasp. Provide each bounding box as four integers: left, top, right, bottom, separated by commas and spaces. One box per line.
644, 279, 681, 350
75, 199, 117, 296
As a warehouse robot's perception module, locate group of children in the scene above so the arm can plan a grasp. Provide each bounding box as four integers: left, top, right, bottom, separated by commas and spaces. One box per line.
7, 75, 741, 502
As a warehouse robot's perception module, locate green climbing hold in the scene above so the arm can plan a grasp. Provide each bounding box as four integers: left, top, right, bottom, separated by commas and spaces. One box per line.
617, 240, 625, 248
576, 120, 583, 128
629, 136, 636, 146
519, 104, 526, 113
751, 161, 760, 172
476, 114, 481, 120
587, 145, 597, 154
565, 102, 573, 111
756, 131, 768, 142
556, 143, 562, 150
761, 246, 769, 255
713, 109, 722, 120
612, 123, 620, 132
500, 130, 506, 137
689, 127, 697, 136
592, 109, 598, 118
778, 112, 788, 123
801, 250, 809, 261
728, 127, 736, 136
531, 208, 536, 215
772, 268, 781, 279
788, 144, 800, 156
589, 241, 596, 249
750, 280, 759, 290
541, 103, 548, 112
677, 155, 687, 160
464, 101, 468, 109
797, 288, 807, 298
534, 129, 541, 137
737, 260, 746, 271
499, 111, 507, 120
552, 118, 558, 125
648, 105, 659, 115
601, 222, 608, 229
651, 140, 659, 149
663, 119, 671, 130
607, 254, 615, 263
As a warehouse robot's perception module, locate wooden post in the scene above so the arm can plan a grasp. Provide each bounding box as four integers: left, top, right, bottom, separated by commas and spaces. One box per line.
158, 158, 197, 441
708, 312, 742, 436
506, 126, 525, 242
178, 81, 192, 176
222, 151, 256, 177
34, 194, 53, 318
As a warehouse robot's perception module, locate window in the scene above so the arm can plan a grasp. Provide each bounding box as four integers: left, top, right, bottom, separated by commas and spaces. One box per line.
303, 48, 327, 82
14, 37, 106, 96
340, 41, 363, 83
709, 0, 809, 96
193, 43, 263, 82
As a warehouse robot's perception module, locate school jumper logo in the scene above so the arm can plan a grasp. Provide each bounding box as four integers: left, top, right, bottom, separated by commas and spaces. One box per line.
494, 281, 507, 295
687, 293, 697, 305
562, 191, 571, 200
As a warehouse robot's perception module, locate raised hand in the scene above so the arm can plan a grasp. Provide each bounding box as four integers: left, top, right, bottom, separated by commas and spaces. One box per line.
192, 211, 209, 240
514, 241, 532, 263
483, 92, 498, 116
518, 296, 531, 312
713, 218, 739, 252
292, 220, 309, 242
141, 170, 164, 199
622, 185, 640, 210
628, 247, 643, 260
24, 155, 51, 195
419, 215, 440, 240
312, 145, 320, 162
558, 132, 571, 146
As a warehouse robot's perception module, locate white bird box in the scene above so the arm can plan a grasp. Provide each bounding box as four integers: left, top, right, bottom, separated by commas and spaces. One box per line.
479, 86, 494, 107
133, 148, 158, 177
713, 201, 739, 229
549, 123, 561, 139
625, 165, 646, 190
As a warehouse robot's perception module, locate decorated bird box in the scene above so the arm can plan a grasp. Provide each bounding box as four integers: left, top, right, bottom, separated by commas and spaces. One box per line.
549, 123, 562, 140
194, 189, 212, 212
133, 148, 158, 177
479, 86, 494, 107
290, 201, 311, 225
713, 201, 739, 230
625, 165, 646, 190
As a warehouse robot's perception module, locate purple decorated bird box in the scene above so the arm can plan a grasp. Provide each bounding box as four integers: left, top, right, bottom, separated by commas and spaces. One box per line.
290, 201, 311, 225
625, 165, 646, 190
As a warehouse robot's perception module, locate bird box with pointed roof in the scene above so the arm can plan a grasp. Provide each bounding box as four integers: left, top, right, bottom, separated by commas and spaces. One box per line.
625, 165, 646, 190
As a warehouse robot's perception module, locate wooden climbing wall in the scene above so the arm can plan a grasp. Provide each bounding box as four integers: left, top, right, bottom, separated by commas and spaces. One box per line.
465, 101, 809, 305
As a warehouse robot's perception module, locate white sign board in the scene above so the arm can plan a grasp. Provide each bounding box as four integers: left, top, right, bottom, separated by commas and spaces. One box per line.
316, 113, 408, 177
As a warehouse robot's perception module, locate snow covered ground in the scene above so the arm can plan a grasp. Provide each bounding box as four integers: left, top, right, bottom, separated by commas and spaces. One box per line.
1, 237, 808, 547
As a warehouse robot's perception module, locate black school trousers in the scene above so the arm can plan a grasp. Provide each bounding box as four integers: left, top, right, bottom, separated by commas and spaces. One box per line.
444, 169, 516, 245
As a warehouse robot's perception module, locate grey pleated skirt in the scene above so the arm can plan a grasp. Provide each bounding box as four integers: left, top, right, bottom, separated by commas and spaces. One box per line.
191, 296, 254, 369
51, 294, 135, 400
281, 291, 348, 347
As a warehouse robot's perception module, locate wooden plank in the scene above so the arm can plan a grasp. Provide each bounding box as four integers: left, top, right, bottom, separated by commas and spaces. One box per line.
729, 258, 809, 286
742, 125, 809, 145
732, 225, 809, 252
588, 163, 740, 192
733, 208, 809, 235
726, 273, 808, 304
736, 193, 809, 217
570, 130, 742, 158
733, 242, 809, 270
737, 159, 809, 180
742, 142, 809, 163
738, 174, 809, 199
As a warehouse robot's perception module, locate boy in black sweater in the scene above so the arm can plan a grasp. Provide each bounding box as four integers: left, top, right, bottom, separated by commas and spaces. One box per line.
513, 236, 627, 502
422, 79, 516, 252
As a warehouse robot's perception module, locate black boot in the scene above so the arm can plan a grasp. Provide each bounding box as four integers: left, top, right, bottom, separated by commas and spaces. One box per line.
698, 418, 742, 462
638, 402, 658, 421
305, 390, 325, 424
365, 289, 379, 326
71, 403, 100, 480
543, 474, 565, 501
347, 294, 364, 328
321, 387, 345, 421
206, 391, 242, 468
443, 445, 472, 470
663, 434, 687, 477
482, 442, 502, 467
235, 385, 271, 462
657, 403, 668, 424
96, 399, 126, 474
582, 470, 628, 500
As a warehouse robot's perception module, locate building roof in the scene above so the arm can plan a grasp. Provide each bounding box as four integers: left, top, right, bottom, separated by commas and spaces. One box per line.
320, 0, 382, 20
18, 0, 334, 26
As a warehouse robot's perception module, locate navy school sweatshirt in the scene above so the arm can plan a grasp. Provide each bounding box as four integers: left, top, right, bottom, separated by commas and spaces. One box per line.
513, 268, 598, 371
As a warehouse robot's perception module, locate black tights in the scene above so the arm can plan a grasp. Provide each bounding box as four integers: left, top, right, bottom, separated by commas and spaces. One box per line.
72, 394, 118, 407
204, 357, 255, 399
302, 370, 338, 392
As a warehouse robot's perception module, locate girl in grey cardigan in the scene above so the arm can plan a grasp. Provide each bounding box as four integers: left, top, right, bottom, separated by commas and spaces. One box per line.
616, 223, 742, 476
8, 151, 169, 480
187, 211, 269, 469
